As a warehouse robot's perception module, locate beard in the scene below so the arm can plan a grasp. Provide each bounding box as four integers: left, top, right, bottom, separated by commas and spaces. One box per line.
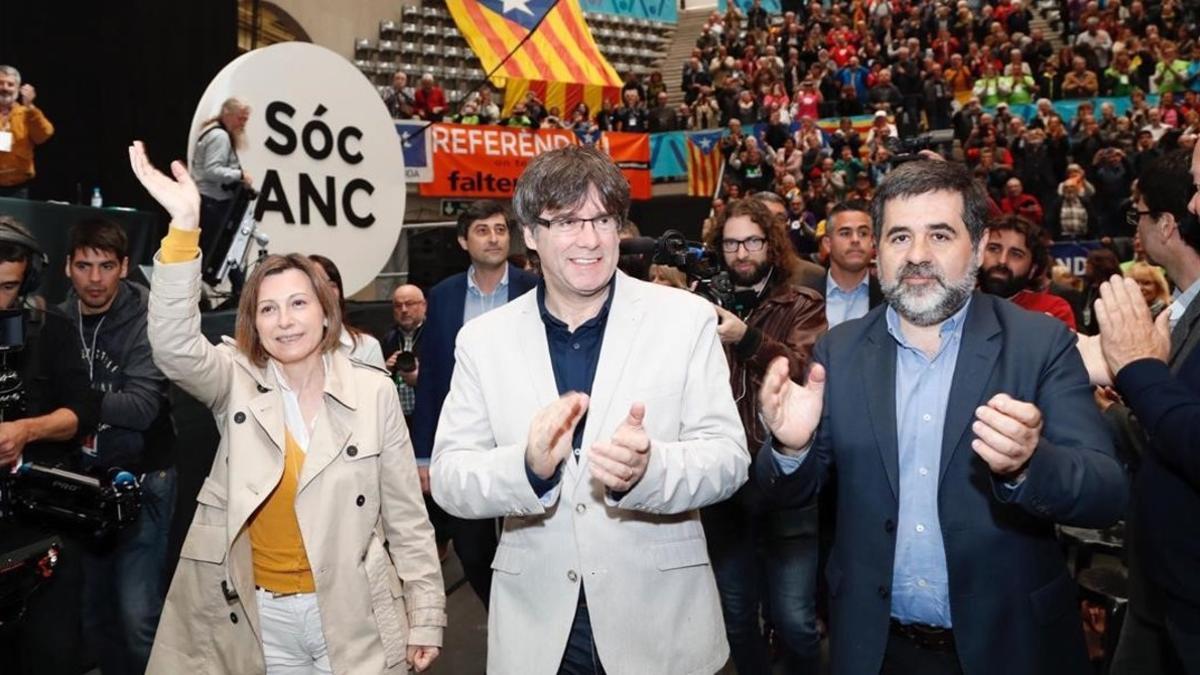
0, 91, 14, 107
977, 263, 1028, 298
882, 258, 979, 327
728, 258, 772, 287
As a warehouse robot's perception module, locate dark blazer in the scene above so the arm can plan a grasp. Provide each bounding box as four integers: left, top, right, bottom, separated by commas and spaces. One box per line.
790, 259, 829, 295
756, 293, 1127, 675
411, 264, 539, 461
1108, 293, 1200, 631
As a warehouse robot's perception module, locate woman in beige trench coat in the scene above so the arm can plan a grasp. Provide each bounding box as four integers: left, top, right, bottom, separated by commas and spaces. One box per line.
129, 141, 445, 674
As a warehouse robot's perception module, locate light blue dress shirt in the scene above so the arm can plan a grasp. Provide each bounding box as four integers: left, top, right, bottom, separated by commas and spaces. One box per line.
463, 264, 510, 325
886, 299, 970, 628
1169, 279, 1200, 332
825, 272, 871, 328
771, 298, 972, 628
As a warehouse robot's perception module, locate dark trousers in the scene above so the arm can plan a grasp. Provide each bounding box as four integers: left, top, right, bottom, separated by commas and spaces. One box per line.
703, 497, 821, 675
1112, 608, 1200, 675
880, 629, 964, 675
0, 183, 30, 200
558, 592, 606, 675
427, 493, 497, 608
2, 533, 84, 675
82, 468, 176, 675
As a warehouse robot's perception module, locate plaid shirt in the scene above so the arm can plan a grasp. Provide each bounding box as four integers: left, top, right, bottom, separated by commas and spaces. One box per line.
383, 324, 422, 415
1058, 197, 1088, 238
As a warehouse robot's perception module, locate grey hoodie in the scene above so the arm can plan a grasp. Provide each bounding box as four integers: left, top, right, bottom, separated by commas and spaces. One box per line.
59, 280, 174, 471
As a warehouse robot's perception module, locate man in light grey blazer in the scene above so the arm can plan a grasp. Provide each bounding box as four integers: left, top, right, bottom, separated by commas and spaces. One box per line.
431, 145, 749, 675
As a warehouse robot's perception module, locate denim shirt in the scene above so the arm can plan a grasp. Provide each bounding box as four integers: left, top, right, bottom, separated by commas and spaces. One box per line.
885, 298, 971, 627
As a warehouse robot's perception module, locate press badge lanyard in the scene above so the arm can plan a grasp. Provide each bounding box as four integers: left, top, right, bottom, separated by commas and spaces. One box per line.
77, 303, 106, 382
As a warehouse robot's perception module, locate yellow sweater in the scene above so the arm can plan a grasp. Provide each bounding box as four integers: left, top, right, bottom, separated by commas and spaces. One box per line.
0, 104, 54, 187
160, 228, 315, 593
249, 431, 316, 593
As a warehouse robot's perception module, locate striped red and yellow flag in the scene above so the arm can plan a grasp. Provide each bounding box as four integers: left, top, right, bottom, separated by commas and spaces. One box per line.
686, 130, 724, 198
445, 0, 622, 91
503, 78, 620, 117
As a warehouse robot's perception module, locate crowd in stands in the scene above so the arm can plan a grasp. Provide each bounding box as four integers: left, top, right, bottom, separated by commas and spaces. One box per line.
380, 0, 1197, 241
674, 0, 1200, 245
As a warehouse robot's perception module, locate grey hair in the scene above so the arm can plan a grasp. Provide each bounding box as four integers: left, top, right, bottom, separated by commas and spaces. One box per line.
512, 145, 630, 230
0, 65, 20, 86
871, 160, 991, 246
750, 191, 787, 208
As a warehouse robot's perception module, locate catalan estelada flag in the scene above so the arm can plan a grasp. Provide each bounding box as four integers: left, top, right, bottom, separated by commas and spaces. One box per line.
445, 0, 622, 96
686, 130, 725, 197
503, 78, 620, 118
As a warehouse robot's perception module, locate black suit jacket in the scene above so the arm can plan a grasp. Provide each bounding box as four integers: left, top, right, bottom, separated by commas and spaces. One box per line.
1108, 293, 1200, 631
757, 293, 1127, 675
410, 264, 539, 462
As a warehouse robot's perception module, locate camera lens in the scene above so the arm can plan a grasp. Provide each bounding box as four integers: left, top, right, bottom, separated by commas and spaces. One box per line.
395, 351, 417, 374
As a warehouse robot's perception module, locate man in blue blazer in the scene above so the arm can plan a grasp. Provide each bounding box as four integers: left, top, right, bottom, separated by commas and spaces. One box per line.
411, 200, 539, 607
1093, 147, 1200, 673
756, 160, 1128, 674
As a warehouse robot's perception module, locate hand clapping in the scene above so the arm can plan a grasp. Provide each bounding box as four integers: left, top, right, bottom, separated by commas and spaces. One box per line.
525, 392, 589, 480
589, 403, 651, 492
758, 356, 825, 455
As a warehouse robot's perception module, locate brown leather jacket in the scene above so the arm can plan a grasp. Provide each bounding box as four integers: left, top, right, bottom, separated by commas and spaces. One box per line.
725, 276, 827, 454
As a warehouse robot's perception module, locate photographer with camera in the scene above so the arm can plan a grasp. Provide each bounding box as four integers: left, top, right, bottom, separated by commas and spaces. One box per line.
58, 217, 174, 675
700, 197, 827, 674
382, 283, 424, 429
0, 216, 100, 675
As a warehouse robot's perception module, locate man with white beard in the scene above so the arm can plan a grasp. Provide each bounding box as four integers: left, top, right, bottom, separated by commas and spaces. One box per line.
0, 65, 54, 199
752, 160, 1127, 675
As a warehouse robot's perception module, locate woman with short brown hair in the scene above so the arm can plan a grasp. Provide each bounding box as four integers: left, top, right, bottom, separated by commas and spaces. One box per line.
130, 141, 444, 674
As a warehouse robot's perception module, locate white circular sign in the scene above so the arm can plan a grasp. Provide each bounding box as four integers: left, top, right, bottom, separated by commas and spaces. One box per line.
189, 42, 405, 295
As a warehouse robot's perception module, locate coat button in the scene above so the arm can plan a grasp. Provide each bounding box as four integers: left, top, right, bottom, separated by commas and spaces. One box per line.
233, 412, 246, 424
884, 519, 895, 534
229, 612, 239, 624
567, 570, 578, 582
346, 445, 358, 457
256, 384, 268, 393
575, 503, 586, 514
356, 495, 365, 507
877, 586, 890, 599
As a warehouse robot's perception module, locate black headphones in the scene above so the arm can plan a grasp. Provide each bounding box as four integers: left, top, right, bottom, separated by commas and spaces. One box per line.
0, 219, 47, 296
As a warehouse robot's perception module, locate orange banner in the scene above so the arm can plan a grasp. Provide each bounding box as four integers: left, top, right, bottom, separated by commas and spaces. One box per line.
418, 124, 650, 200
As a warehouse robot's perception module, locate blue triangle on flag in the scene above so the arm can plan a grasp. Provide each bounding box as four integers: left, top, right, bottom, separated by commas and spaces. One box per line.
477, 0, 555, 31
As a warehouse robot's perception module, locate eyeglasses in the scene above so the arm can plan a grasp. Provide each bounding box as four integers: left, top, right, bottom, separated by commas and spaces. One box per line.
721, 236, 767, 253
535, 214, 622, 235
393, 300, 425, 309
1126, 209, 1156, 227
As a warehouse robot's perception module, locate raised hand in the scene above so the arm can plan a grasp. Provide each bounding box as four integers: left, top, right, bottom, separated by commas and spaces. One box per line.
589, 402, 651, 492
128, 140, 201, 231
18, 84, 35, 107
526, 392, 589, 480
759, 356, 825, 454
1095, 274, 1170, 375
971, 394, 1043, 478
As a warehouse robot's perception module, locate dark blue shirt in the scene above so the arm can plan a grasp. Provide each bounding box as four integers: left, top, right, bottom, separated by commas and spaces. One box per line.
526, 278, 616, 496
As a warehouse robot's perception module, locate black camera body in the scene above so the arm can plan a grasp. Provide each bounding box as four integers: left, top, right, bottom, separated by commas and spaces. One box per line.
392, 351, 417, 374
893, 128, 956, 163
650, 230, 737, 309
0, 464, 142, 543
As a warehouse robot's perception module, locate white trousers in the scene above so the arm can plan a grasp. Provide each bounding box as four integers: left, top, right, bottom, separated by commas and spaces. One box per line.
257, 589, 334, 675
